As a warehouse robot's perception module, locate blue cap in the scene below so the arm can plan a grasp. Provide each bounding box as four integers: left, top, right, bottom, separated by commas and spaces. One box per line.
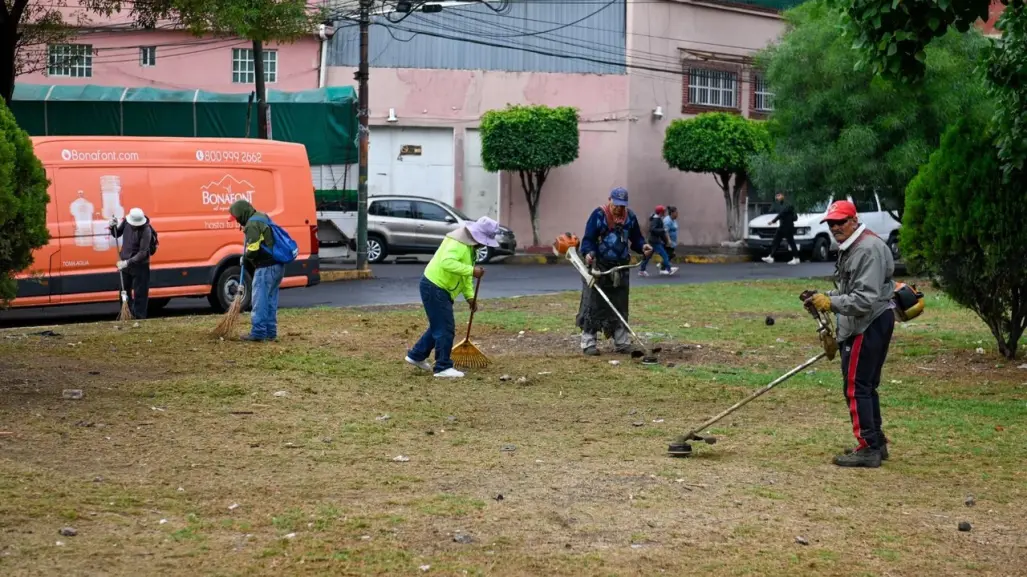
610, 187, 629, 206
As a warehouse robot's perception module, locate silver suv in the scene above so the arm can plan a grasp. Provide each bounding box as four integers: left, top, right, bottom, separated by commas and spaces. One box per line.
348, 195, 517, 264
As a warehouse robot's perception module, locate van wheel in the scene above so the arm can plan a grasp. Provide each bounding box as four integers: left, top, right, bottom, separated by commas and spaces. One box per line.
888, 232, 901, 260
812, 236, 831, 262
209, 265, 252, 313
367, 235, 388, 264
147, 298, 171, 314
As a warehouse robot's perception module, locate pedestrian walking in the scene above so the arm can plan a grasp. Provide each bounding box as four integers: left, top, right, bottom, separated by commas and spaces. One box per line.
575, 187, 652, 356
663, 206, 679, 261
803, 200, 896, 468
109, 207, 154, 319
639, 205, 678, 277
229, 199, 286, 342
763, 193, 800, 265
406, 216, 499, 378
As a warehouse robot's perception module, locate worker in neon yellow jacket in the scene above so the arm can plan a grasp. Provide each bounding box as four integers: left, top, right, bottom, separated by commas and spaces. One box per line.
405, 216, 500, 378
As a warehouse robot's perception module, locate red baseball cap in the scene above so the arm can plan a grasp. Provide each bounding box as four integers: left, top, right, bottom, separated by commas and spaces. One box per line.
655, 205, 666, 214
821, 200, 857, 223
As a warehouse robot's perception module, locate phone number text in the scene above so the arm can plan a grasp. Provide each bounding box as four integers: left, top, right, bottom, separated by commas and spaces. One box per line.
195, 150, 263, 163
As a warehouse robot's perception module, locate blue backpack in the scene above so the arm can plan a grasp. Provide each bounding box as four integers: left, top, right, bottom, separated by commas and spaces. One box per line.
249, 214, 299, 264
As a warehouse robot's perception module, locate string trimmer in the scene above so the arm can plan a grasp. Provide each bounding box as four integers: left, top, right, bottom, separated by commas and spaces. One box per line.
553, 233, 661, 364
666, 292, 838, 456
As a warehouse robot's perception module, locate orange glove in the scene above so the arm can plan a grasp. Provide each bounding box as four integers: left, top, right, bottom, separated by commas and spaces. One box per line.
809, 293, 832, 312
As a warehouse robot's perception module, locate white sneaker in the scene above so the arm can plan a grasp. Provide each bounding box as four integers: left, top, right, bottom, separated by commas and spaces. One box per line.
638, 270, 649, 277
405, 356, 432, 371
434, 368, 465, 378
762, 256, 775, 264
788, 257, 800, 265
660, 267, 679, 276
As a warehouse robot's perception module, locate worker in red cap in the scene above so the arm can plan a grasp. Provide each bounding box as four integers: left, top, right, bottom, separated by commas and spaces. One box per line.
802, 199, 896, 468
639, 205, 678, 277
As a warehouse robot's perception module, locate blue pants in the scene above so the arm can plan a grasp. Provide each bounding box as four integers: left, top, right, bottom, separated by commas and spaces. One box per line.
640, 244, 672, 272
407, 276, 456, 373
249, 263, 285, 340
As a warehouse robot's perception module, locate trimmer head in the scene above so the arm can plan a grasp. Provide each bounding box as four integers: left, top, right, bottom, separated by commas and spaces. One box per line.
667, 434, 717, 457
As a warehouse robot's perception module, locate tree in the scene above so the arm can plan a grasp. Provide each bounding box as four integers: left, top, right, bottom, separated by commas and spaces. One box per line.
662, 112, 770, 241
844, 0, 1027, 178
479, 104, 580, 247
902, 118, 1027, 359
0, 97, 50, 302
749, 0, 991, 219
81, 1, 323, 139
0, 0, 85, 105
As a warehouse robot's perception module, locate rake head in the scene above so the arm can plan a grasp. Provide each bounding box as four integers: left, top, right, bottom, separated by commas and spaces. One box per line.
451, 339, 491, 369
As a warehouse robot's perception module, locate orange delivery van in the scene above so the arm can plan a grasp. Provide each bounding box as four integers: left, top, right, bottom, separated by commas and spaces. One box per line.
9, 136, 320, 314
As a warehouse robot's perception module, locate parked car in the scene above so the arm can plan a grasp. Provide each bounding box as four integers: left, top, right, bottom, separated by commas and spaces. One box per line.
330, 195, 517, 264
746, 193, 901, 262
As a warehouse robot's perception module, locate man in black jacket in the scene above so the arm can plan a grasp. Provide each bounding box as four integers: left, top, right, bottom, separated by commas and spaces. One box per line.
762, 193, 800, 265
110, 207, 154, 319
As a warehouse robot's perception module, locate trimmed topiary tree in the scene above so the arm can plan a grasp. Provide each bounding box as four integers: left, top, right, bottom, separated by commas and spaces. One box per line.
662, 112, 770, 241
0, 96, 50, 303
480, 104, 579, 247
902, 118, 1027, 359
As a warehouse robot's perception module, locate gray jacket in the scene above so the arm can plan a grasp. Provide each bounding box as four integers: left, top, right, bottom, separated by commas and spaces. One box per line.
827, 226, 895, 342
110, 219, 152, 267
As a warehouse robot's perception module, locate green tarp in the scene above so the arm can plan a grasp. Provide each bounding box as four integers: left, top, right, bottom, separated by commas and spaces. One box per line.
9, 83, 358, 165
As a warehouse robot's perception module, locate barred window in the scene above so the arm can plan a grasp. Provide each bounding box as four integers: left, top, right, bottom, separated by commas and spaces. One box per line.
754, 73, 774, 112
48, 44, 93, 78
688, 68, 737, 108
232, 48, 278, 84
140, 46, 156, 67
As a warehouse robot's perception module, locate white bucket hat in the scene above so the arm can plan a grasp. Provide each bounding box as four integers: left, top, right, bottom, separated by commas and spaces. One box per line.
126, 207, 147, 226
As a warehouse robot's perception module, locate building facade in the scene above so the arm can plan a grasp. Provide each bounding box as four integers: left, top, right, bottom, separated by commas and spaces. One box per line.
15, 2, 323, 93
326, 0, 797, 248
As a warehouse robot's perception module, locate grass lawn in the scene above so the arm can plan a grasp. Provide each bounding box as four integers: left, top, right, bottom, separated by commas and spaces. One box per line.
1, 277, 1025, 576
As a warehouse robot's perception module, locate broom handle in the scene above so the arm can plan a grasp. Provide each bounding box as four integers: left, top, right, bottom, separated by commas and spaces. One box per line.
465, 275, 481, 341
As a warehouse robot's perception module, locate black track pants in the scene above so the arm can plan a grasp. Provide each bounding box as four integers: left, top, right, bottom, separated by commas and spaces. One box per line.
839, 309, 895, 450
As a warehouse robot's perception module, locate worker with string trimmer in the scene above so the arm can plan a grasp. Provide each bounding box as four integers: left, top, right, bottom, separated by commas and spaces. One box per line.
574, 187, 652, 357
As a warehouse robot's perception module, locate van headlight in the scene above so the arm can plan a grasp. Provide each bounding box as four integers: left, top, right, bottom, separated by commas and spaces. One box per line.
795, 227, 810, 236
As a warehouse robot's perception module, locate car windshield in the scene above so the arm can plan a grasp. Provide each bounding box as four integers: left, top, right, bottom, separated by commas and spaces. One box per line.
808, 199, 831, 213
435, 200, 471, 221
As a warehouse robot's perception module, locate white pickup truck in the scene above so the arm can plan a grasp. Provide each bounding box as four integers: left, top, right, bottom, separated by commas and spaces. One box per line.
746, 193, 901, 262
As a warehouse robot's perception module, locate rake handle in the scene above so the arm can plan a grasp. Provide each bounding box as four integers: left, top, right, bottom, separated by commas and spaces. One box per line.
465, 275, 482, 341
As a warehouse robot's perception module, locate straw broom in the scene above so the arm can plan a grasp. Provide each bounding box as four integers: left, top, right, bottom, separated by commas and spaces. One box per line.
114, 231, 133, 322
213, 259, 247, 339
451, 276, 490, 369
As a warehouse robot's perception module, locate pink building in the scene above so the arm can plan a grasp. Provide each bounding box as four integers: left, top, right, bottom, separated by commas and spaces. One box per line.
325, 0, 795, 249
15, 2, 323, 93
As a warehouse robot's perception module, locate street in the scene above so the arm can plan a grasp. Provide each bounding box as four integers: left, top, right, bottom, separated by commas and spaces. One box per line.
0, 261, 836, 328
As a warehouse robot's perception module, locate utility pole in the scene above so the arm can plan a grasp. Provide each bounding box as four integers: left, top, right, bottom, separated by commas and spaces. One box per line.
354, 0, 371, 271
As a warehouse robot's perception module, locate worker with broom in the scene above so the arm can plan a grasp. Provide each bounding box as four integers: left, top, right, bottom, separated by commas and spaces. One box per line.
228, 199, 286, 342
405, 216, 500, 378
803, 200, 896, 468
109, 208, 154, 320
575, 187, 652, 356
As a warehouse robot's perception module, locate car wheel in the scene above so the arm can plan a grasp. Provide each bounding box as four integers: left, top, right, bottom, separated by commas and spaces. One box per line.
812, 236, 831, 262
475, 246, 491, 264
208, 265, 253, 313
367, 235, 388, 264
888, 232, 901, 260
147, 297, 171, 315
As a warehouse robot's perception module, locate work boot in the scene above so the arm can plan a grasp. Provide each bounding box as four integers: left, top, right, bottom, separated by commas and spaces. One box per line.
583, 346, 600, 356
844, 442, 889, 460
832, 447, 882, 468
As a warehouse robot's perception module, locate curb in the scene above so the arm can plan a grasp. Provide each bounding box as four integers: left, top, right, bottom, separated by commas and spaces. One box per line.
319, 268, 374, 282
502, 253, 753, 266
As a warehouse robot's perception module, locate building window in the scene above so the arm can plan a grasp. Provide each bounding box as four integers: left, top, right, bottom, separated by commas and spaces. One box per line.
753, 73, 774, 112
47, 44, 93, 78
232, 48, 278, 84
688, 68, 737, 108
140, 46, 156, 67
